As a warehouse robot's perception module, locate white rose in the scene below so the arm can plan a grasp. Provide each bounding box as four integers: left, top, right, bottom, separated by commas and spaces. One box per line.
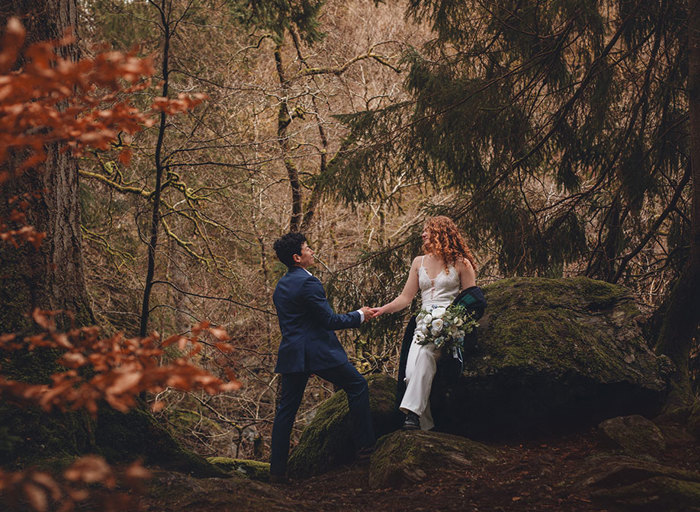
432, 307, 447, 319
431, 318, 444, 336
419, 325, 429, 336
423, 314, 433, 324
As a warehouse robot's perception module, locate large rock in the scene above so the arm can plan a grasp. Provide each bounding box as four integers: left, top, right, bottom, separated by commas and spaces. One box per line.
575, 455, 700, 512
368, 430, 496, 489
431, 277, 671, 438
598, 415, 666, 459
287, 374, 401, 478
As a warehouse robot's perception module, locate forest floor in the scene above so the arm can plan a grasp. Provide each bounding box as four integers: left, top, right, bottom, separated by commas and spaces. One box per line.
141, 422, 700, 512
286, 430, 603, 512
284, 428, 610, 512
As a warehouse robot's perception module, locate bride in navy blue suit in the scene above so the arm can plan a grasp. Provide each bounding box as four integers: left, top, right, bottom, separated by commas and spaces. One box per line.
269, 232, 376, 482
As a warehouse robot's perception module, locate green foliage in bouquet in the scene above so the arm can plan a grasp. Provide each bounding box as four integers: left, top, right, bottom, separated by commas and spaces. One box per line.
415, 304, 478, 351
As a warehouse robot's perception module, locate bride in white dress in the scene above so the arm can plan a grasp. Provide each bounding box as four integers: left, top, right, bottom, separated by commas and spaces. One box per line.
372, 216, 477, 430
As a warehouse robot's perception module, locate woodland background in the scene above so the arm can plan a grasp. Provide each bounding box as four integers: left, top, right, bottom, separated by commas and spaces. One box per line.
0, 0, 699, 508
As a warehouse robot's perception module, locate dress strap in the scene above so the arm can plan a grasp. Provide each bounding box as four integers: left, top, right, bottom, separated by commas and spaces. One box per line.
420, 255, 426, 267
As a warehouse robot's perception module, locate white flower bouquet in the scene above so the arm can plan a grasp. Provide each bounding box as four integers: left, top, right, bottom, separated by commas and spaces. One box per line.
414, 304, 478, 351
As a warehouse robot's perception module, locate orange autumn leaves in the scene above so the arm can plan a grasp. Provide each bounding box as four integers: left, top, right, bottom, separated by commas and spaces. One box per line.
0, 16, 206, 183
0, 311, 241, 416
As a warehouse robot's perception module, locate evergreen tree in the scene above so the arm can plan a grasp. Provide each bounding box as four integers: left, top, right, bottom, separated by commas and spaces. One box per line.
330, 0, 698, 401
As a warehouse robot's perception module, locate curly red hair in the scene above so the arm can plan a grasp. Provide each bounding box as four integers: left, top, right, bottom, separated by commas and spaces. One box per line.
422, 216, 477, 271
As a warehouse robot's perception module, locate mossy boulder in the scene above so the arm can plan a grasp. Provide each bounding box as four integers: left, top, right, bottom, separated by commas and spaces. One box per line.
575, 455, 700, 511
207, 457, 270, 481
431, 277, 670, 438
598, 415, 666, 459
368, 430, 496, 489
287, 374, 401, 478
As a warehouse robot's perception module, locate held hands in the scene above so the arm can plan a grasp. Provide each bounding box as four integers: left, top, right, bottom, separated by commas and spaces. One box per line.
360, 305, 390, 321
360, 306, 377, 321
369, 306, 387, 318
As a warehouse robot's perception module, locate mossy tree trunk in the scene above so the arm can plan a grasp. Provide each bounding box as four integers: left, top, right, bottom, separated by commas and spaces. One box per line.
0, 0, 94, 334
656, 0, 700, 408
0, 0, 98, 466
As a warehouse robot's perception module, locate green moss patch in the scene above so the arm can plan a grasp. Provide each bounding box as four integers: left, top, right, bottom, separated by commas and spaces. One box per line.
207, 457, 270, 481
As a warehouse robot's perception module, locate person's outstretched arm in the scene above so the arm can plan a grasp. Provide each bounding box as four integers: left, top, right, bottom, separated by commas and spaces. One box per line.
371, 256, 421, 316
302, 277, 368, 330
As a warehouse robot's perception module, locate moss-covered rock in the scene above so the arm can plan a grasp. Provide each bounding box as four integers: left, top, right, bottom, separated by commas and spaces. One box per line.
368, 430, 496, 489
287, 374, 401, 478
598, 415, 666, 459
207, 457, 270, 481
575, 455, 700, 512
432, 277, 670, 438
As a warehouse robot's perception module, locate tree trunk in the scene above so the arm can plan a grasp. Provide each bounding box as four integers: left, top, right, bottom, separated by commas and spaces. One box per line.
274, 42, 304, 232
655, 0, 700, 408
0, 0, 94, 332
0, 0, 98, 465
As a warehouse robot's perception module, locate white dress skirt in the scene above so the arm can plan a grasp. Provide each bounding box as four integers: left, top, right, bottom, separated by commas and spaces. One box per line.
399, 257, 460, 430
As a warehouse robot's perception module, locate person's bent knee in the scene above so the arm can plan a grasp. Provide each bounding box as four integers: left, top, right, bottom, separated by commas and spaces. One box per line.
345, 377, 369, 399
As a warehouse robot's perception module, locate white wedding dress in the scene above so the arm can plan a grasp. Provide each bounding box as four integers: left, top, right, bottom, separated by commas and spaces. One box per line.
400, 256, 461, 430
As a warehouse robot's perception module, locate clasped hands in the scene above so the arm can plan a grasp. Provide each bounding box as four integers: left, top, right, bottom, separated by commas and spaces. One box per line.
359, 305, 388, 322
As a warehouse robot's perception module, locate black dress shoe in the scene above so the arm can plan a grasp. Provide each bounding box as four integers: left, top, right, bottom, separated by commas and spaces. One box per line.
402, 411, 420, 430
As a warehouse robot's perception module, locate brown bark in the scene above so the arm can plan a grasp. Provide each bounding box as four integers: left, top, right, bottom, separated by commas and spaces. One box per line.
655, 0, 700, 407
274, 42, 303, 233
139, 0, 170, 337
0, 0, 94, 332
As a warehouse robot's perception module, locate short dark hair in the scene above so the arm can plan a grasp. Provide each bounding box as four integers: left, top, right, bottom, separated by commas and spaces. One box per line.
273, 232, 307, 268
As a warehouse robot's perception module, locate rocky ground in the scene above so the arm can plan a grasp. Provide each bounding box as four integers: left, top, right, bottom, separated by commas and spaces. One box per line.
139, 414, 700, 512
282, 424, 699, 512
284, 429, 605, 512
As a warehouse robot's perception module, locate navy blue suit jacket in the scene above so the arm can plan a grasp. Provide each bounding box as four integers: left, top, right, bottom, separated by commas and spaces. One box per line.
273, 266, 361, 374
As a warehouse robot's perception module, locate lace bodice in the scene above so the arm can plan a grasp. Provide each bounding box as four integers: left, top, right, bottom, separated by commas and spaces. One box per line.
418, 257, 460, 309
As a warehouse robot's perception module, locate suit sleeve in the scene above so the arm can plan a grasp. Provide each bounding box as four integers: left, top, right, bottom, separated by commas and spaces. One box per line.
302, 277, 361, 331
